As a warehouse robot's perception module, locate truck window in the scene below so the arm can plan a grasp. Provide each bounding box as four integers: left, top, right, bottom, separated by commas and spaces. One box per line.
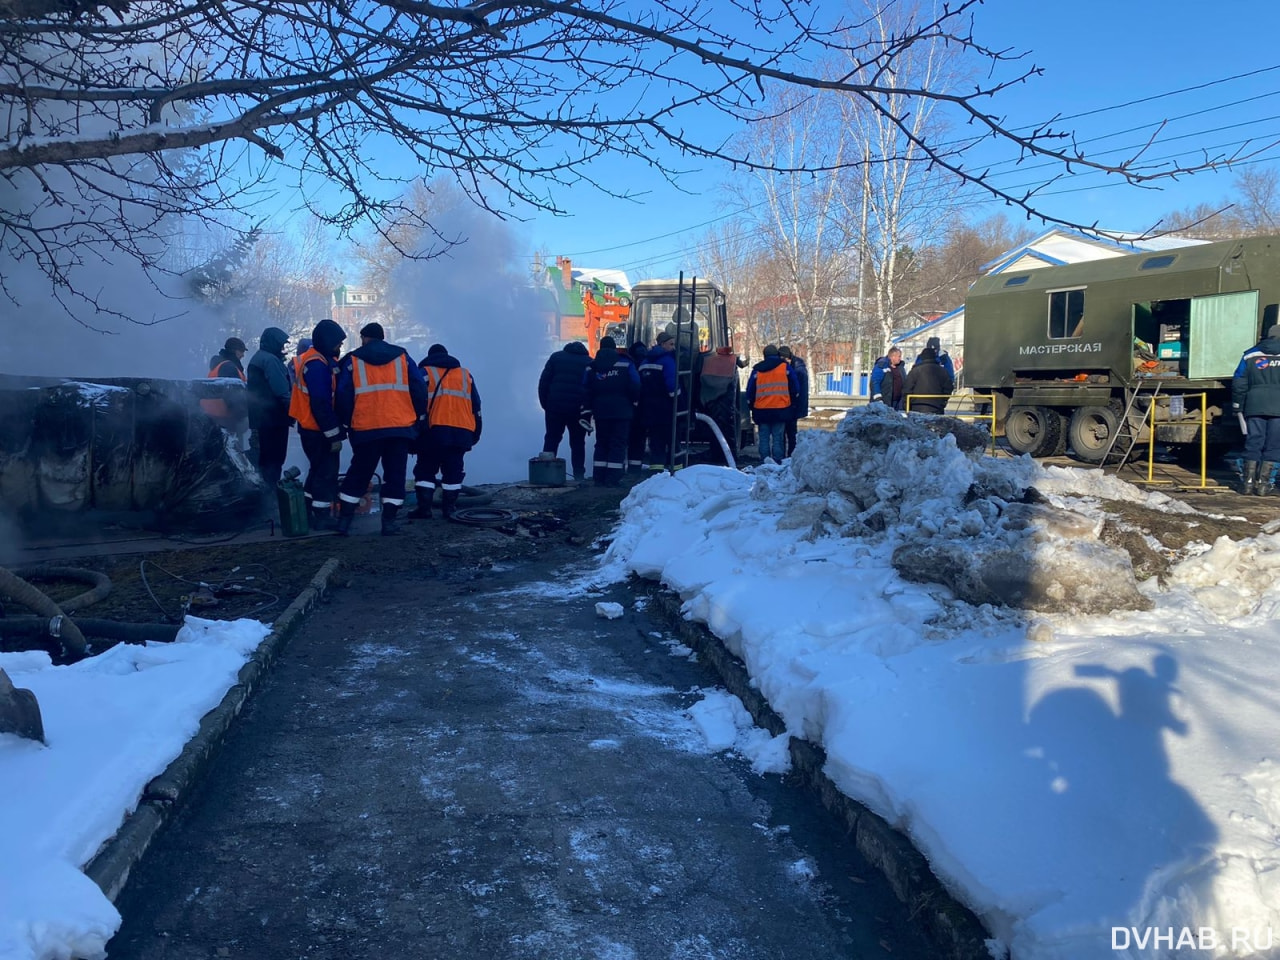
1048, 288, 1085, 339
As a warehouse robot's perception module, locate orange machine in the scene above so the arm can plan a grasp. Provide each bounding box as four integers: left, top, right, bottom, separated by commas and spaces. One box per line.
581, 288, 630, 355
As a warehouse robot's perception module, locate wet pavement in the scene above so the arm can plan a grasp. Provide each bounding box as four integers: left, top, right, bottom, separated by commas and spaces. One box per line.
108, 528, 936, 960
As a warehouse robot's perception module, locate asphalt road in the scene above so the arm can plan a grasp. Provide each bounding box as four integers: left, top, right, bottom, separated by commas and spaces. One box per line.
107, 525, 935, 960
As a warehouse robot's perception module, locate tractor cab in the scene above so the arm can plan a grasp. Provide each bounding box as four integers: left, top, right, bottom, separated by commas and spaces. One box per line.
625, 277, 750, 467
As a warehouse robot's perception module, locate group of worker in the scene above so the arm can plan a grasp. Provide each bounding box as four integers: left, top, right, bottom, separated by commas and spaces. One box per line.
745, 344, 809, 464
538, 332, 681, 485
206, 320, 481, 536
870, 336, 956, 415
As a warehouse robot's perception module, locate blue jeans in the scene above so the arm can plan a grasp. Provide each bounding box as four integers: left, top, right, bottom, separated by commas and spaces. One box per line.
757, 421, 786, 463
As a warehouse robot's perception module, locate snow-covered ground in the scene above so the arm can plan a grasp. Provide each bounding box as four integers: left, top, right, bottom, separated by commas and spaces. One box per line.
599, 406, 1280, 960
0, 618, 270, 960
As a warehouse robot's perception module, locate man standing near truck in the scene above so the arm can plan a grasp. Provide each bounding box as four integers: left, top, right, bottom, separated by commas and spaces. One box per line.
1232, 324, 1280, 495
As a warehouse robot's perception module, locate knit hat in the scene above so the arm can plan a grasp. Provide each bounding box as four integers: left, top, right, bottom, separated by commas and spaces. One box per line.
927, 336, 942, 352
762, 344, 779, 358
360, 322, 385, 340
778, 345, 793, 359
657, 331, 675, 344
224, 337, 247, 353
598, 336, 617, 350
1267, 324, 1280, 340
427, 343, 448, 357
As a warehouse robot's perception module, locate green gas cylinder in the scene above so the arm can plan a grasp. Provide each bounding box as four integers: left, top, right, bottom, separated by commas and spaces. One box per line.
277, 466, 310, 537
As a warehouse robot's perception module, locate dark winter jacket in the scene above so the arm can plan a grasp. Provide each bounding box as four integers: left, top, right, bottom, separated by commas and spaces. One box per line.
419, 350, 482, 450
247, 327, 291, 431
745, 356, 800, 425
637, 344, 678, 425
297, 319, 346, 437
913, 349, 956, 382
210, 349, 245, 381
335, 339, 428, 443
1232, 336, 1280, 417
870, 356, 907, 410
538, 341, 592, 415
903, 357, 954, 414
583, 346, 641, 422
785, 356, 810, 419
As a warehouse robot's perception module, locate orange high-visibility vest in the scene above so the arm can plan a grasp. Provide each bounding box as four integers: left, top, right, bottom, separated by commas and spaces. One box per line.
350, 354, 417, 431
200, 360, 246, 419
753, 364, 791, 410
424, 366, 476, 431
289, 348, 333, 432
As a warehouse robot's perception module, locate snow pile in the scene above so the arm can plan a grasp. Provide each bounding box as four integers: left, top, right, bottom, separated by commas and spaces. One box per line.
0, 617, 271, 960
603, 407, 1280, 960
786, 407, 1148, 614
686, 689, 791, 775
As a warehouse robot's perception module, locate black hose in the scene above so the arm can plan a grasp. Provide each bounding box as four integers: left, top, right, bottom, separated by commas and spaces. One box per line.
449, 507, 519, 526
10, 565, 112, 613
0, 617, 180, 646
417, 485, 493, 507
0, 567, 87, 658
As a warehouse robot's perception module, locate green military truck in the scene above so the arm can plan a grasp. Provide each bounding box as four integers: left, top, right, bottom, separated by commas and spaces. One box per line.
964, 236, 1280, 461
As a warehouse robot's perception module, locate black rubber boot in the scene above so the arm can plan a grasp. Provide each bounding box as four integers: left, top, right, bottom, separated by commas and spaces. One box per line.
335, 501, 357, 536
441, 489, 459, 521
408, 487, 433, 519
381, 502, 402, 536
1242, 461, 1260, 496
310, 505, 335, 532
1258, 462, 1276, 496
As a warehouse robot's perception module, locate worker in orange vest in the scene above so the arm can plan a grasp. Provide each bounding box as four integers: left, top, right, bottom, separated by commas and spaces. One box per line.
333, 323, 428, 536
288, 319, 346, 530
200, 337, 249, 444
411, 343, 482, 521
746, 344, 799, 464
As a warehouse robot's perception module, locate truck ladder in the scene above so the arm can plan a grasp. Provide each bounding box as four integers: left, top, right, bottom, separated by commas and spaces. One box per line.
1099, 382, 1162, 469
666, 275, 698, 472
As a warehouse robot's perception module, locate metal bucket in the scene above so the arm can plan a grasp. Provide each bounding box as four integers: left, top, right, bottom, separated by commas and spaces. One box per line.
528, 457, 566, 486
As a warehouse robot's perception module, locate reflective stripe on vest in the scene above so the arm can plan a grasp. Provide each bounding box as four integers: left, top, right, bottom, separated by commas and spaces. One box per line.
424, 366, 476, 431
351, 354, 416, 431
288, 347, 332, 432
754, 365, 791, 409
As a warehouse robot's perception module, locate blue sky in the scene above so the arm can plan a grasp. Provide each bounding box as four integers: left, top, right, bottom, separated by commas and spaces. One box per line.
519, 0, 1280, 283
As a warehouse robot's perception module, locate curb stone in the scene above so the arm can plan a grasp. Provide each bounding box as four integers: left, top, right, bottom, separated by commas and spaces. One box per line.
644, 581, 997, 960
84, 557, 343, 902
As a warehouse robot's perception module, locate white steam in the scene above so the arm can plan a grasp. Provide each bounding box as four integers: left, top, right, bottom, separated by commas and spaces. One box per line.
388, 203, 562, 484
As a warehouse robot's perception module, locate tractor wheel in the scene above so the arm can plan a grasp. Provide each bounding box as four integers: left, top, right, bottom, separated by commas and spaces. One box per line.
1005, 406, 1067, 458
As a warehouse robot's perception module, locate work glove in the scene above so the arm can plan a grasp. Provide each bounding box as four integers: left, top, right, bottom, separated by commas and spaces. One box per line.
329, 426, 346, 453
578, 411, 594, 435
473, 413, 483, 444
872, 393, 883, 402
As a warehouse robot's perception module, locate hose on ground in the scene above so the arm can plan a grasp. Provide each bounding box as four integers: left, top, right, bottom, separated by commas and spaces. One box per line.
0, 616, 180, 648
9, 565, 112, 613
448, 507, 519, 526
414, 485, 493, 507
0, 567, 88, 659
694, 412, 737, 469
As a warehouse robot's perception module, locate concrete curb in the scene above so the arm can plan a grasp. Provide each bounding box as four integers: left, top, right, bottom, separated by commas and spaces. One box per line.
645, 582, 995, 960
85, 556, 343, 902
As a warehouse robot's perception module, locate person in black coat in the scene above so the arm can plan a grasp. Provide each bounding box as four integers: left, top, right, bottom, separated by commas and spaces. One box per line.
626, 341, 648, 473
537, 340, 592, 481
903, 347, 954, 415
246, 326, 292, 488
1232, 324, 1280, 494
582, 336, 640, 487
778, 345, 809, 457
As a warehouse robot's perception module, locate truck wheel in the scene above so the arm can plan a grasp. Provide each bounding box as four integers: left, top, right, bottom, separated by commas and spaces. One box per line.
1069, 404, 1122, 462
1005, 406, 1066, 457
